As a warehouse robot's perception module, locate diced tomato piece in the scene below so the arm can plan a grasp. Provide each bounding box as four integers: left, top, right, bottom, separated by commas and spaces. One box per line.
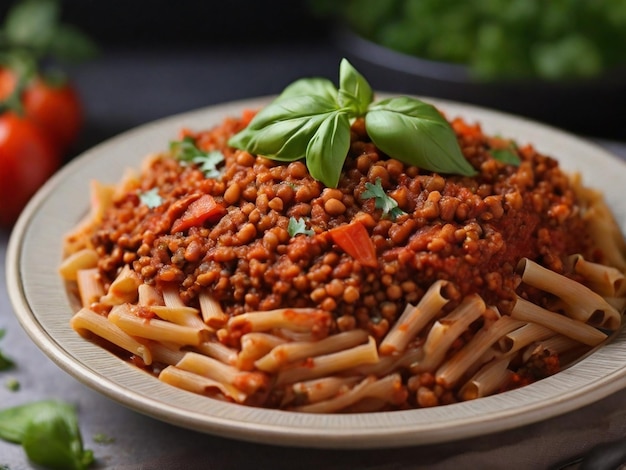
329, 221, 378, 268
170, 194, 226, 233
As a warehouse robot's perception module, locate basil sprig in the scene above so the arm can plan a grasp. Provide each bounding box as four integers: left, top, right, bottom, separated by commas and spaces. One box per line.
228, 59, 476, 188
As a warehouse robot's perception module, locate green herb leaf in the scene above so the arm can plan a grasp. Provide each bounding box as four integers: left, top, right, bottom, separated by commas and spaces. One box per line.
278, 77, 337, 103
361, 178, 406, 220
170, 137, 224, 178
306, 111, 351, 188
46, 24, 100, 62
288, 217, 314, 237
338, 58, 372, 115
5, 377, 20, 392
490, 147, 521, 166
139, 188, 163, 209
229, 95, 339, 163
0, 400, 93, 470
229, 58, 473, 188
3, 0, 59, 50
92, 432, 115, 444
0, 329, 14, 371
366, 97, 477, 176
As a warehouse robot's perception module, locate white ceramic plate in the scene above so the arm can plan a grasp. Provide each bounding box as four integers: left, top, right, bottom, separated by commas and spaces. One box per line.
7, 95, 626, 449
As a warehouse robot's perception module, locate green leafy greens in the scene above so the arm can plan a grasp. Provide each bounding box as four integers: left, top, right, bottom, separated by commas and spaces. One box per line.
361, 178, 406, 221
0, 400, 94, 470
228, 58, 476, 188
170, 136, 225, 179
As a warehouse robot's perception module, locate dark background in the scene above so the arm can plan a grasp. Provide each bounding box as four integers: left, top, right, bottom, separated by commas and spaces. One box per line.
1, 0, 624, 155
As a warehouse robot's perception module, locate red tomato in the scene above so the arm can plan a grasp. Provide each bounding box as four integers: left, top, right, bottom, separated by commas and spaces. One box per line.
22, 77, 83, 153
0, 112, 60, 228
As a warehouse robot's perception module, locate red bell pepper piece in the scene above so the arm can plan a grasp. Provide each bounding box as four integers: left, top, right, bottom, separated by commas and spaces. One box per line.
329, 221, 378, 268
170, 194, 226, 233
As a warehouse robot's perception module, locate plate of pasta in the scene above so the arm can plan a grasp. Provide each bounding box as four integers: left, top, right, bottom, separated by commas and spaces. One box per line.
7, 82, 626, 448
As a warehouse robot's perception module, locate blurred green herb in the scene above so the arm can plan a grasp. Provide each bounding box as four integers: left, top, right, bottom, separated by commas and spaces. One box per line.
0, 0, 98, 103
92, 432, 114, 444
0, 329, 14, 371
288, 217, 314, 237
138, 188, 163, 209
229, 58, 475, 188
490, 145, 521, 166
0, 400, 94, 470
361, 177, 405, 220
5, 377, 19, 392
170, 137, 224, 178
310, 0, 626, 81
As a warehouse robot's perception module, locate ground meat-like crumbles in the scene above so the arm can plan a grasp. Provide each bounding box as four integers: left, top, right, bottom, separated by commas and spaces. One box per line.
90, 111, 592, 344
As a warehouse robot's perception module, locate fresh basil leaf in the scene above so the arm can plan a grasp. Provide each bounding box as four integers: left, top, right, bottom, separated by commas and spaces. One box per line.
338, 58, 373, 115
306, 111, 351, 188
0, 400, 93, 470
278, 77, 338, 104
22, 409, 93, 470
3, 0, 59, 50
229, 95, 338, 162
366, 97, 477, 176
0, 400, 65, 444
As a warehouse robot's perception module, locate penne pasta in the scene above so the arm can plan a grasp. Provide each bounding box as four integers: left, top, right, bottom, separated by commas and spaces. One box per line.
511, 296, 608, 347
108, 304, 209, 346
517, 258, 621, 330
379, 280, 450, 356
255, 329, 369, 373
70, 307, 152, 365
436, 316, 525, 389
158, 366, 248, 403
58, 248, 99, 281
276, 337, 379, 386
176, 352, 268, 396
59, 96, 626, 413
76, 268, 105, 308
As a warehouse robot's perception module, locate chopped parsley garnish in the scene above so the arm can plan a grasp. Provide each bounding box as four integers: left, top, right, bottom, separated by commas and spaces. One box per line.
361, 178, 406, 221
138, 188, 163, 209
170, 136, 224, 178
288, 217, 314, 237
0, 329, 14, 371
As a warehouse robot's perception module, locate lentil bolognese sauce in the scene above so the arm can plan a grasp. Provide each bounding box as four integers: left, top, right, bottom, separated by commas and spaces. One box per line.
60, 60, 626, 412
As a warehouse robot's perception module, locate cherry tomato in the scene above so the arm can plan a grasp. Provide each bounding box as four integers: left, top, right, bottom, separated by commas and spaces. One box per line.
0, 112, 60, 228
22, 77, 83, 153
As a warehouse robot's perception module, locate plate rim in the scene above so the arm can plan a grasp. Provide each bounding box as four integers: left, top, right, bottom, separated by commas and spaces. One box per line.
6, 94, 626, 449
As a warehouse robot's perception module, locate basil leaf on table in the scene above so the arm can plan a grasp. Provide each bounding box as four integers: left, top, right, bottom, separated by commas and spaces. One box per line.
366, 97, 477, 177
0, 400, 94, 470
